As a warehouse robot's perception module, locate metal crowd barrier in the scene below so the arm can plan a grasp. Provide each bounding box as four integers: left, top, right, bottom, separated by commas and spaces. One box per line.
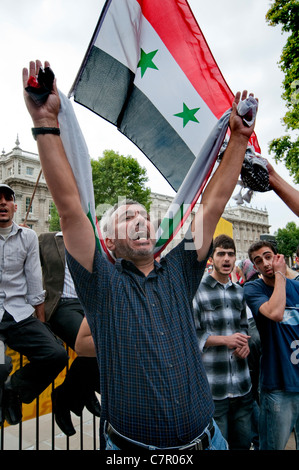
0, 348, 100, 450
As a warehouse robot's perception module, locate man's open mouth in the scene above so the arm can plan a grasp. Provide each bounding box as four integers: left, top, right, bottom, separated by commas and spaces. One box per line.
131, 230, 148, 241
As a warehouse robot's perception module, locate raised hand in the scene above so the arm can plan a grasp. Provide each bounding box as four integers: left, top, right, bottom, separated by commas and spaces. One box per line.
229, 90, 258, 141
23, 60, 60, 127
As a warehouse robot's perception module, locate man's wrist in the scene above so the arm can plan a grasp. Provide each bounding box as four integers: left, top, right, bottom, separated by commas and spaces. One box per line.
32, 127, 60, 140
274, 271, 286, 281
228, 133, 249, 147
32, 118, 58, 128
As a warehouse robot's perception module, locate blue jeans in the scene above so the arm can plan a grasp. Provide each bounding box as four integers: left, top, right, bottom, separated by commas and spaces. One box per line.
213, 392, 253, 450
259, 390, 299, 450
104, 420, 228, 450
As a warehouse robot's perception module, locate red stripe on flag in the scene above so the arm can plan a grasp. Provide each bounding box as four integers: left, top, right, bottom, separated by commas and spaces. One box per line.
136, 0, 260, 152
136, 0, 233, 119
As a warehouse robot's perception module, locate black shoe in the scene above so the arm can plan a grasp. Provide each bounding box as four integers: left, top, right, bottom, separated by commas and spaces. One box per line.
3, 386, 22, 425
85, 394, 101, 417
52, 387, 76, 436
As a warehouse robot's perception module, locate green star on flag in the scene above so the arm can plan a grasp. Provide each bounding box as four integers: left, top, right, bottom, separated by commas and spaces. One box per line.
174, 103, 200, 127
137, 48, 159, 77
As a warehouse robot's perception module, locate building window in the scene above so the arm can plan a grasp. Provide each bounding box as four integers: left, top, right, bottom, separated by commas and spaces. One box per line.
18, 162, 21, 174
26, 197, 33, 213
26, 167, 34, 176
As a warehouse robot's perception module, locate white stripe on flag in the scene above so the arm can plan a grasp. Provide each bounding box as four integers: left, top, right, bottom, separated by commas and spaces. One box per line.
94, 0, 217, 156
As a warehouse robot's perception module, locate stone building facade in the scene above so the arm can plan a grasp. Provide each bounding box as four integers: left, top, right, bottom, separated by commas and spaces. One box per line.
221, 205, 270, 260
1, 139, 270, 257
150, 193, 270, 260
0, 137, 53, 233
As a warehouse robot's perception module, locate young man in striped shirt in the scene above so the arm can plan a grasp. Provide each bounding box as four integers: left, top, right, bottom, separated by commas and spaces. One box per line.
193, 235, 253, 449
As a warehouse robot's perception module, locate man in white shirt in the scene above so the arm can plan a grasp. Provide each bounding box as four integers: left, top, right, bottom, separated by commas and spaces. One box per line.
0, 184, 68, 426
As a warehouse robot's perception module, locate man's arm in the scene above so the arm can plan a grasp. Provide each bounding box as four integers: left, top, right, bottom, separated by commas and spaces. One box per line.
75, 317, 96, 357
267, 161, 299, 216
23, 60, 95, 272
34, 302, 46, 322
192, 91, 258, 261
258, 254, 287, 322
205, 333, 250, 350
24, 230, 46, 314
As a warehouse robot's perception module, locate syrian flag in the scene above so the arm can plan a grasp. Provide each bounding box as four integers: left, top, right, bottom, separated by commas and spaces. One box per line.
69, 0, 260, 254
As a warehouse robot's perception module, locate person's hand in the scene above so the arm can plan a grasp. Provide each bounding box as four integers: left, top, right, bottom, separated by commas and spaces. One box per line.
229, 90, 258, 142
234, 343, 250, 359
225, 332, 250, 350
23, 60, 60, 127
272, 254, 287, 276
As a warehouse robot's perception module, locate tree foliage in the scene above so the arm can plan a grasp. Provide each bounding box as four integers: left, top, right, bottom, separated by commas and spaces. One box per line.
275, 221, 299, 260
49, 202, 61, 231
91, 150, 152, 215
266, 0, 299, 183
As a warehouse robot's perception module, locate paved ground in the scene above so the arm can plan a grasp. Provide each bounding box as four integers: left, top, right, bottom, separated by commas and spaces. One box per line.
1, 409, 100, 450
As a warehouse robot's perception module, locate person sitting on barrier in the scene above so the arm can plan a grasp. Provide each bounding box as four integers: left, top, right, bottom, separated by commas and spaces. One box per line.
39, 231, 101, 436
0, 184, 68, 426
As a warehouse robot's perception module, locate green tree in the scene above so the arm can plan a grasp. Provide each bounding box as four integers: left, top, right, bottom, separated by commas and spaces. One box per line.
91, 150, 152, 216
266, 0, 299, 183
49, 202, 61, 231
275, 221, 299, 261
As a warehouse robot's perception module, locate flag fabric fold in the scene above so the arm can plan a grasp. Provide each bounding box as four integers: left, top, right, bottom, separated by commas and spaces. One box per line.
69, 0, 260, 191
58, 90, 113, 261
66, 0, 260, 256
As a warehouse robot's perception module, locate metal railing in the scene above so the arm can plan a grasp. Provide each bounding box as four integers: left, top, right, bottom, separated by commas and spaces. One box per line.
0, 350, 100, 450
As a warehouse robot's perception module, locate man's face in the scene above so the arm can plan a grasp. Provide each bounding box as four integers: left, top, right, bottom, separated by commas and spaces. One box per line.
212, 246, 236, 276
251, 247, 275, 279
0, 191, 16, 227
106, 203, 156, 260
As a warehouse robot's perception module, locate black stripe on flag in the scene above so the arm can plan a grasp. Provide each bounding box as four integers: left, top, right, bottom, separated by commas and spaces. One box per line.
73, 47, 196, 191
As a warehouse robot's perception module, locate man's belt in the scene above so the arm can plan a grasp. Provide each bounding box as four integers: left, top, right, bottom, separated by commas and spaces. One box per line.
107, 420, 214, 451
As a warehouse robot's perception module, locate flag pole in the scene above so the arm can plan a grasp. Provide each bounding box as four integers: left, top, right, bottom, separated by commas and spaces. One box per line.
24, 169, 42, 226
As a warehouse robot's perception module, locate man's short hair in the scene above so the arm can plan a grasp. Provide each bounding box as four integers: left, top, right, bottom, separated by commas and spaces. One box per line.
100, 198, 141, 239
212, 234, 236, 256
248, 240, 278, 263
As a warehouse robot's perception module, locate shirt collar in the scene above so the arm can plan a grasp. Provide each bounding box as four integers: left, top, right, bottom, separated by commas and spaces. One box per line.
206, 274, 233, 289
115, 257, 164, 276
11, 220, 23, 235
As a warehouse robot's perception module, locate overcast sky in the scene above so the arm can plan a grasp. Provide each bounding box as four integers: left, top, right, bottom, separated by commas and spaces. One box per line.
0, 0, 298, 234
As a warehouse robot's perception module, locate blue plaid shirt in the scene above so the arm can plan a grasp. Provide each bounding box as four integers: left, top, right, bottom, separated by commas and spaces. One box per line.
66, 228, 214, 447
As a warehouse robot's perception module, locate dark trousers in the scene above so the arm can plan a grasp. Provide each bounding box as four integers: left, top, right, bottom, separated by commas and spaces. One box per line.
0, 311, 68, 403
49, 299, 100, 413
213, 391, 253, 450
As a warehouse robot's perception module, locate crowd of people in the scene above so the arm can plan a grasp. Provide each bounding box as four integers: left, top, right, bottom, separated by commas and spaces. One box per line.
0, 59, 298, 451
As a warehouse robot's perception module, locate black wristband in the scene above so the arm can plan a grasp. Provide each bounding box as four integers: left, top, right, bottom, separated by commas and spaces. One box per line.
32, 127, 60, 140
